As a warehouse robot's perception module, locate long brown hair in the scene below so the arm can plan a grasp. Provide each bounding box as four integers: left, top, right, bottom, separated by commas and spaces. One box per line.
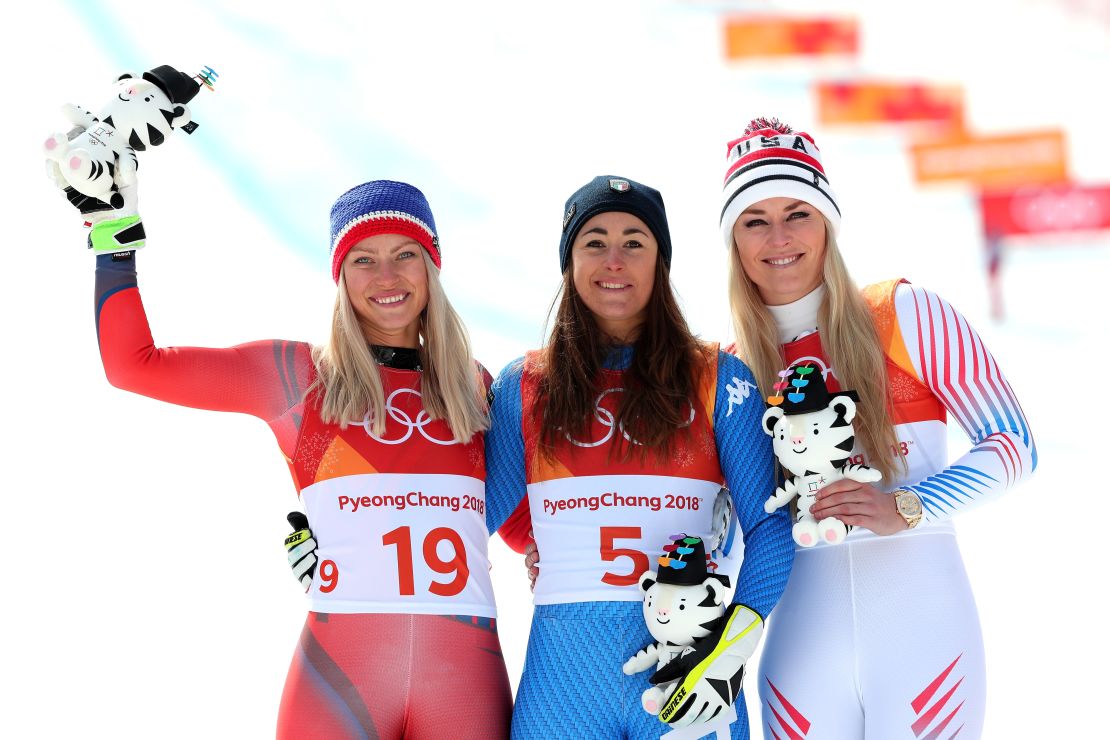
533, 256, 709, 460
727, 221, 905, 482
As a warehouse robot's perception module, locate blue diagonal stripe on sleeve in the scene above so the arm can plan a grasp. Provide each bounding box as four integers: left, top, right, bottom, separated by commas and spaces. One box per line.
920, 496, 941, 517
916, 481, 964, 509
948, 464, 998, 484
926, 472, 981, 500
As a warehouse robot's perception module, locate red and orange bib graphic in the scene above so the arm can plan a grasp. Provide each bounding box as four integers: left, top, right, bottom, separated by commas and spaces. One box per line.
519, 350, 735, 604
293, 368, 494, 616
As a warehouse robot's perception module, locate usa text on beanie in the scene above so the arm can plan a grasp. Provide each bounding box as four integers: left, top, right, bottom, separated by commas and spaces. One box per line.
719, 118, 840, 249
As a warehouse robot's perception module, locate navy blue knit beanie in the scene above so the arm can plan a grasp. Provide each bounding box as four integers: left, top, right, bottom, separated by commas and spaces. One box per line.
558, 176, 671, 272
330, 180, 440, 283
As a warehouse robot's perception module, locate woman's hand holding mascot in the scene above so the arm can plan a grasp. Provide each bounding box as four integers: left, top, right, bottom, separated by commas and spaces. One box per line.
624, 535, 763, 734
762, 362, 882, 547
44, 64, 214, 226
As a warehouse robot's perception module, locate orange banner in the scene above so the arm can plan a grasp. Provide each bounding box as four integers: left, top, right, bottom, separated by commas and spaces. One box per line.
723, 17, 858, 59
910, 130, 1069, 188
816, 81, 963, 127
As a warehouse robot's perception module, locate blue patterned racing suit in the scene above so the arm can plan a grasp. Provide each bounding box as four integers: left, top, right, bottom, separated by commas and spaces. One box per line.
486, 345, 794, 739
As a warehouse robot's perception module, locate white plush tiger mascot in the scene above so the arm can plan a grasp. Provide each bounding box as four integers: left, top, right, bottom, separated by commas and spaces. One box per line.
762, 362, 882, 547
623, 536, 731, 714
43, 65, 209, 209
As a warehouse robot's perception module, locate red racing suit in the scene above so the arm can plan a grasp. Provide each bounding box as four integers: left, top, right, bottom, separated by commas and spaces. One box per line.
95, 253, 514, 739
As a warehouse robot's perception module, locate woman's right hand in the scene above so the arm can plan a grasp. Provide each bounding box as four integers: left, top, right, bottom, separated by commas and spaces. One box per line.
285, 512, 318, 592
45, 122, 141, 232
524, 536, 539, 592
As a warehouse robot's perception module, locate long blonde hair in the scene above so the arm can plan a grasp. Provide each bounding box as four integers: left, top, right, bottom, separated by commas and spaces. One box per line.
727, 223, 905, 481
310, 251, 488, 443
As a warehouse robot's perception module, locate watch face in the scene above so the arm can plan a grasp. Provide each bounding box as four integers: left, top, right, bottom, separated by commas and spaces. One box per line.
898, 494, 922, 517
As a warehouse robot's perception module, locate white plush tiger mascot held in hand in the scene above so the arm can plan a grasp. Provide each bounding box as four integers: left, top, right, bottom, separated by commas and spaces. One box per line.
762, 362, 882, 547
622, 536, 734, 713
43, 64, 210, 210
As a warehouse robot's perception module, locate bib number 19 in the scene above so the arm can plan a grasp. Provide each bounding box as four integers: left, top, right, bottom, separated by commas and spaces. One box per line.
600, 526, 648, 586
317, 526, 470, 597
383, 526, 470, 597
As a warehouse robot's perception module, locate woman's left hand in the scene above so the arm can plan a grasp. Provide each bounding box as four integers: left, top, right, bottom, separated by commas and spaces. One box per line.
809, 480, 907, 536
523, 535, 539, 593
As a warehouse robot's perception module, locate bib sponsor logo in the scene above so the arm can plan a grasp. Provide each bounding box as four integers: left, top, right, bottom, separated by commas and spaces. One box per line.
350, 387, 459, 446
540, 491, 701, 517
336, 490, 484, 515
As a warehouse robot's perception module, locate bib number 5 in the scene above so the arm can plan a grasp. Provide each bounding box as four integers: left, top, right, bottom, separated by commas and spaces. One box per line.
600, 526, 649, 586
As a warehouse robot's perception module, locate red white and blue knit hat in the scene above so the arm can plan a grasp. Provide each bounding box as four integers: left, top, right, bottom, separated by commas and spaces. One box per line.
329, 180, 440, 282
719, 118, 841, 249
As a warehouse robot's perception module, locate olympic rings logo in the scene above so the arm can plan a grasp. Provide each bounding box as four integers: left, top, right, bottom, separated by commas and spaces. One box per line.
350, 388, 459, 446
563, 387, 696, 449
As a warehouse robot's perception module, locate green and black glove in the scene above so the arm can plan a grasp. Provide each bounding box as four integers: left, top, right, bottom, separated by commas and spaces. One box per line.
650, 603, 764, 727
285, 512, 318, 592
45, 122, 145, 255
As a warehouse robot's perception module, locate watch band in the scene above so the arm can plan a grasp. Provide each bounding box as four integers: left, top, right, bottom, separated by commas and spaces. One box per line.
892, 488, 923, 529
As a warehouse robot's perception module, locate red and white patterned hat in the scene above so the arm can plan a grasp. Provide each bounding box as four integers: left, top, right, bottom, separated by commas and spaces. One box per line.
329, 180, 440, 283
719, 118, 841, 248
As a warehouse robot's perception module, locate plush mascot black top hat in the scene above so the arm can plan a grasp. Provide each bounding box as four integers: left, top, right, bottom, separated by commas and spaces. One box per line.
141, 64, 203, 105
767, 361, 858, 415
656, 534, 730, 589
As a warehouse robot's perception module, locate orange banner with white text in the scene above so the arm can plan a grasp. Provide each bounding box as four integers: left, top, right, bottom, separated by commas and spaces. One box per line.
722, 17, 858, 59
816, 81, 964, 127
910, 130, 1068, 188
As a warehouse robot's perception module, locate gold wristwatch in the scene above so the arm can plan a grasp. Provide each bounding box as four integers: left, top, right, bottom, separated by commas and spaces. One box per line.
892, 489, 924, 529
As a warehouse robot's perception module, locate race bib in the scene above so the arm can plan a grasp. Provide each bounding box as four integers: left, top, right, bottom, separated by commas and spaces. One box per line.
528, 474, 740, 604
302, 473, 495, 617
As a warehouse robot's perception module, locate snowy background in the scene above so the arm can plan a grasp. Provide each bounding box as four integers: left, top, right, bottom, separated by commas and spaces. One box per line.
5, 0, 1108, 737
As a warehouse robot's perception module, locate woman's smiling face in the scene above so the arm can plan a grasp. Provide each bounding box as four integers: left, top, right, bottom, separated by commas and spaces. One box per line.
570, 211, 658, 342
341, 233, 429, 347
732, 197, 827, 306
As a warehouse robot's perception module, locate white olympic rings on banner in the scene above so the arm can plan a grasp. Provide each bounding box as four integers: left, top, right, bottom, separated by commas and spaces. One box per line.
351, 388, 459, 446
564, 387, 696, 448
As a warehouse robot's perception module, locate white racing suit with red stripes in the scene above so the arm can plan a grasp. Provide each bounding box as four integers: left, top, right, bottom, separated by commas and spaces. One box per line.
753, 280, 1037, 740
